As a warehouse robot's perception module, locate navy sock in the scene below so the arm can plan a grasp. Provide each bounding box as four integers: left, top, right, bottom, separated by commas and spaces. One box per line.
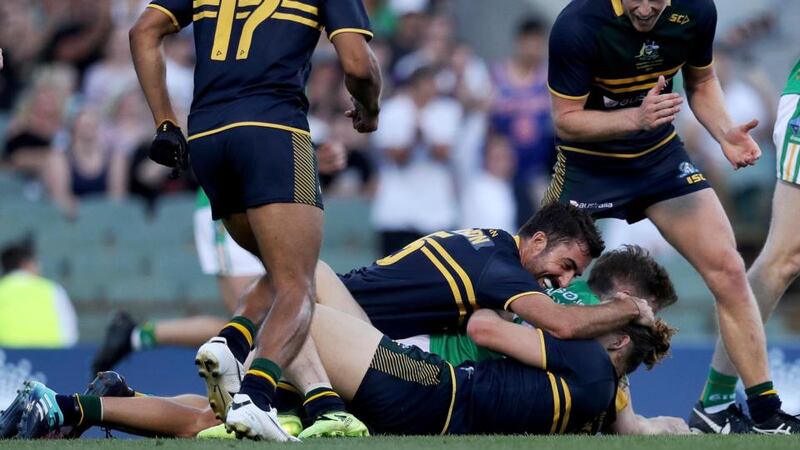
304, 387, 346, 419
746, 381, 782, 423
217, 316, 256, 363
239, 358, 281, 411
274, 381, 303, 415
55, 395, 81, 427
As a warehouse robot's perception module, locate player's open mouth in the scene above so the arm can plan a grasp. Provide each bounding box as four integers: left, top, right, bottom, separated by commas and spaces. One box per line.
539, 277, 557, 289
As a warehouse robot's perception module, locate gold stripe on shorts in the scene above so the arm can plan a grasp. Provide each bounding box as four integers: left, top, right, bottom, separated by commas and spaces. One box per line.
291, 133, 318, 205
370, 344, 441, 386
542, 151, 566, 206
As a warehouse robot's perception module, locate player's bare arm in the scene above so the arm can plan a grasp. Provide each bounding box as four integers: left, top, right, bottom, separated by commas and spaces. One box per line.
506, 291, 653, 340
551, 75, 683, 143
331, 32, 382, 133
612, 384, 689, 435
466, 309, 545, 367
130, 8, 180, 127
683, 64, 761, 169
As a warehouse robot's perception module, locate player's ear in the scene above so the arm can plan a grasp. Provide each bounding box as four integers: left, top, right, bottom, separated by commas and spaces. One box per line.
607, 333, 630, 351
529, 231, 548, 255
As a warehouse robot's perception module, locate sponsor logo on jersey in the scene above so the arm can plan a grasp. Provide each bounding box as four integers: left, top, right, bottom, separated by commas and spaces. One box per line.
603, 93, 647, 109
569, 200, 614, 210
669, 13, 690, 25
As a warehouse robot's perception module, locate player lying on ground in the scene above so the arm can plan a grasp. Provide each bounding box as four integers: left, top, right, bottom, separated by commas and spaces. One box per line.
2, 303, 674, 438
193, 203, 658, 436
388, 245, 688, 435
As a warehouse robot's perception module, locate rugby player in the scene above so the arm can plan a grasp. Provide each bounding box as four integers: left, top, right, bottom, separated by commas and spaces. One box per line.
330, 202, 653, 340
544, 0, 798, 433
689, 59, 800, 434
5, 305, 674, 438
90, 142, 347, 372
130, 0, 381, 441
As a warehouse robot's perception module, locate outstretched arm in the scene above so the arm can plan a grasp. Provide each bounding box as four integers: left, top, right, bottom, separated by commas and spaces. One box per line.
130, 8, 180, 126
611, 385, 690, 435
683, 65, 760, 169
507, 292, 653, 339
466, 309, 545, 368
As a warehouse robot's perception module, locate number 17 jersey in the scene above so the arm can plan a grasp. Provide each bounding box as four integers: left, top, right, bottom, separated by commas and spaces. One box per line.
147, 0, 372, 139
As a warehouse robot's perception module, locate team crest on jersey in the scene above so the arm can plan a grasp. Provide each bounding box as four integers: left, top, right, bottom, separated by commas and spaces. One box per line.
789, 117, 800, 136
635, 40, 663, 70
677, 161, 699, 178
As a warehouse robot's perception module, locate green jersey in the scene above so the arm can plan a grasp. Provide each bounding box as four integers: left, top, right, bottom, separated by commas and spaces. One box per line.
782, 60, 800, 96
196, 188, 210, 209
428, 280, 600, 365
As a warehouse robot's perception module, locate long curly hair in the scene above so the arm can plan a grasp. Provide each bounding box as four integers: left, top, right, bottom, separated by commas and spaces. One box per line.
619, 319, 676, 374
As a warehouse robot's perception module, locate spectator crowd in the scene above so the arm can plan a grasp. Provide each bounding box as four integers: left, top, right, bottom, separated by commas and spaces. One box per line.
0, 0, 783, 255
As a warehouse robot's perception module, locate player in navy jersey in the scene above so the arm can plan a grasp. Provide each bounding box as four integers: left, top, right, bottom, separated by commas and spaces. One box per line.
130, 0, 381, 440
544, 0, 799, 434
332, 202, 654, 340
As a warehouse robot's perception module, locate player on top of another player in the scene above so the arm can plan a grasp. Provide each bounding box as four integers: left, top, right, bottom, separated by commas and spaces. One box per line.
9, 304, 674, 439
130, 0, 381, 440
544, 0, 798, 433
328, 201, 653, 341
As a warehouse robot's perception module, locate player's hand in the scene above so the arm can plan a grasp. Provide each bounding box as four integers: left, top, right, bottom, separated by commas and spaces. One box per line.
607, 292, 655, 328
317, 141, 347, 175
149, 120, 188, 178
634, 76, 682, 131
645, 416, 691, 435
345, 98, 379, 133
720, 119, 761, 170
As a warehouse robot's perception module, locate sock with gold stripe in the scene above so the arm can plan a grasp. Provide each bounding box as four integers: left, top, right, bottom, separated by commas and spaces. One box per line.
56, 394, 103, 427
745, 381, 782, 423
239, 358, 281, 411
217, 316, 256, 364
274, 381, 303, 415
303, 385, 346, 419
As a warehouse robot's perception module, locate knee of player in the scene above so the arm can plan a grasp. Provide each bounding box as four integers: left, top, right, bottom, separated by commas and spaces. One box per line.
701, 249, 748, 290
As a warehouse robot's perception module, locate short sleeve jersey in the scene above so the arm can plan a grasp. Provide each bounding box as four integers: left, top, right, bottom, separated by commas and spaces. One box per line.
340, 229, 547, 339
548, 0, 717, 158
782, 60, 800, 96
452, 331, 618, 434
147, 0, 372, 139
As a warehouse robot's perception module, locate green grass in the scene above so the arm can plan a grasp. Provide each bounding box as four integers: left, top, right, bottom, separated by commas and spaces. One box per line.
4, 435, 800, 450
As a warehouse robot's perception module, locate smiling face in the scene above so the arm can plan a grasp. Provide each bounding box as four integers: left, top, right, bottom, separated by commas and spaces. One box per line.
519, 232, 593, 289
622, 0, 669, 32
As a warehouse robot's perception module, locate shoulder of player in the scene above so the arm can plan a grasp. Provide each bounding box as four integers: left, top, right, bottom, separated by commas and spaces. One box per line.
553, 0, 608, 33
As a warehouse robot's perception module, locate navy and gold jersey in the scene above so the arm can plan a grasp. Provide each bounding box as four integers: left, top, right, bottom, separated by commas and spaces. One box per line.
450, 331, 618, 435
147, 0, 372, 139
340, 229, 546, 339
548, 0, 716, 158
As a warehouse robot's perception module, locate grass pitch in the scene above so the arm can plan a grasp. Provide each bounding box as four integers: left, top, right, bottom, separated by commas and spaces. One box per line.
4, 435, 800, 450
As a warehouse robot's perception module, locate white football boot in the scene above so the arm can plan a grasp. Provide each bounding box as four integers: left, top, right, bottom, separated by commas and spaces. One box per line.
225, 393, 300, 442
195, 337, 244, 421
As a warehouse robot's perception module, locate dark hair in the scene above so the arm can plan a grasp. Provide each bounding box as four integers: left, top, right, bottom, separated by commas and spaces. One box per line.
1, 239, 35, 274
588, 245, 678, 310
516, 16, 547, 38
518, 202, 604, 258
619, 319, 676, 374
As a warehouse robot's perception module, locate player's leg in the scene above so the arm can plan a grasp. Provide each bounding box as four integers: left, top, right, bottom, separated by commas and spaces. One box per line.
315, 260, 370, 322
646, 189, 791, 432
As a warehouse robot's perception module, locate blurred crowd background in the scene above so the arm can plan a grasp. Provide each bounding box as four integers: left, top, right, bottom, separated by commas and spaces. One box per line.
0, 0, 799, 345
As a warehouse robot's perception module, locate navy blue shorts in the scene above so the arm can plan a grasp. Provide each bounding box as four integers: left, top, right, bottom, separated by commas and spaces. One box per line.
543, 138, 710, 223
189, 126, 322, 220
349, 337, 454, 435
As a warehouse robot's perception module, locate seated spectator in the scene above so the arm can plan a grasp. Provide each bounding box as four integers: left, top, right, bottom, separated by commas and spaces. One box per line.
0, 238, 78, 348
3, 65, 76, 178
44, 106, 127, 218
